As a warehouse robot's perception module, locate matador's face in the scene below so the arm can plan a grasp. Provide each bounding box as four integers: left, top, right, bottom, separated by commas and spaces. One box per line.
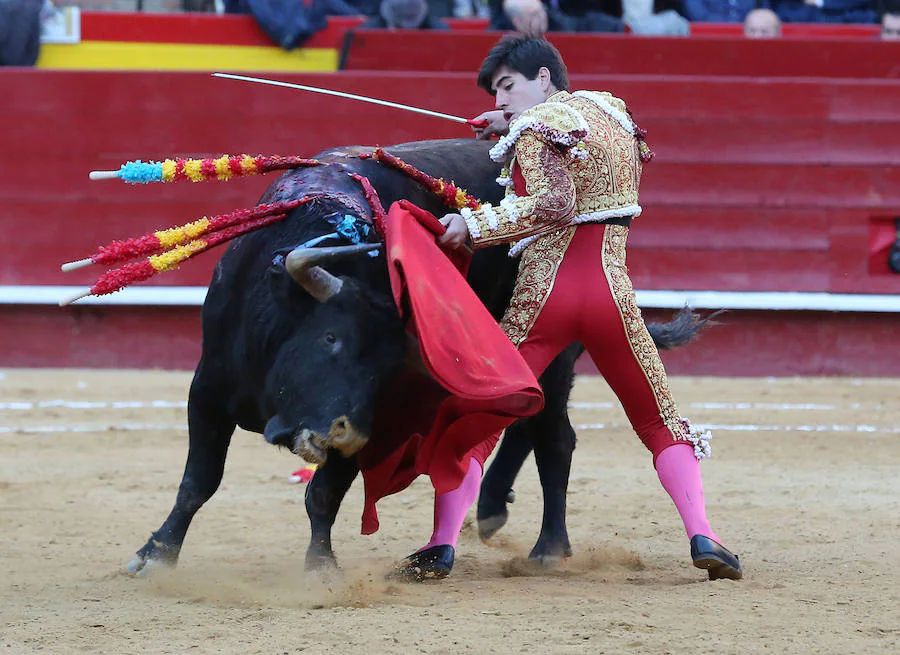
491, 65, 555, 124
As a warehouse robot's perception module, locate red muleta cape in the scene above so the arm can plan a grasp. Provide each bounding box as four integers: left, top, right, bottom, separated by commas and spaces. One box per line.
356, 200, 544, 534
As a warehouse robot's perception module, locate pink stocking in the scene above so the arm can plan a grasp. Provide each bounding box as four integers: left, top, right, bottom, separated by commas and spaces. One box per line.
655, 443, 720, 543
421, 458, 483, 550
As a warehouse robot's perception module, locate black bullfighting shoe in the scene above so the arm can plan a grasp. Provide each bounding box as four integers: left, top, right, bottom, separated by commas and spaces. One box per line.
690, 535, 743, 581
389, 545, 455, 582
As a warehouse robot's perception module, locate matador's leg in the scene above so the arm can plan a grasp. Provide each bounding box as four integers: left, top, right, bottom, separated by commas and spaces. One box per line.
575, 224, 742, 580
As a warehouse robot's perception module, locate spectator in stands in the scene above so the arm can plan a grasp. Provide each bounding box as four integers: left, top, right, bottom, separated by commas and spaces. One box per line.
489, 0, 625, 33
623, 0, 691, 34
453, 0, 491, 17
226, 0, 361, 19
762, 0, 877, 24
682, 0, 756, 22
359, 0, 451, 27
428, 0, 458, 18
224, 0, 362, 49
881, 5, 900, 37
350, 0, 455, 19
346, 0, 380, 15
0, 0, 42, 66
744, 7, 782, 35
181, 0, 217, 11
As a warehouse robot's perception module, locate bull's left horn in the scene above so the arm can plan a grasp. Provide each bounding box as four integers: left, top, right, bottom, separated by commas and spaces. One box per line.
284, 243, 381, 302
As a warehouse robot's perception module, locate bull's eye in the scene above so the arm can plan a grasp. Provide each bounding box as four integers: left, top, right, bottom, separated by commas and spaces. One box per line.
324, 332, 337, 345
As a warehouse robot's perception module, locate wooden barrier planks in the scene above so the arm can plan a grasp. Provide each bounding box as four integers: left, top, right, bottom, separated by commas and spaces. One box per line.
4, 304, 899, 376
342, 30, 900, 78
3, 69, 898, 296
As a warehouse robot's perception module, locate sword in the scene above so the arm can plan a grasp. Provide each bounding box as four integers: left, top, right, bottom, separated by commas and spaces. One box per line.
211, 72, 488, 127
87, 75, 491, 183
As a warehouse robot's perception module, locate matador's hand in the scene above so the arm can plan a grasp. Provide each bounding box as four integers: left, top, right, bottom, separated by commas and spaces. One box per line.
470, 110, 509, 140
437, 214, 470, 250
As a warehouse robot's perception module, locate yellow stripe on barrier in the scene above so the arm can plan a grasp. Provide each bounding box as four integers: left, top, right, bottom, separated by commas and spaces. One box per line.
37, 41, 339, 72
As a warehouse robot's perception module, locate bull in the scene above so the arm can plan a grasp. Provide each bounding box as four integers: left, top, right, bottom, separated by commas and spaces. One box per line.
127, 138, 708, 575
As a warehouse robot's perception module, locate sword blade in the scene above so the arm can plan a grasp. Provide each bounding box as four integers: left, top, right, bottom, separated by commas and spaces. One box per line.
212, 73, 468, 124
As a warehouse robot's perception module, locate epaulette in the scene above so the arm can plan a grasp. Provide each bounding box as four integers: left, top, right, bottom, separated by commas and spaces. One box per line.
572, 91, 637, 137
573, 90, 654, 162
488, 101, 589, 163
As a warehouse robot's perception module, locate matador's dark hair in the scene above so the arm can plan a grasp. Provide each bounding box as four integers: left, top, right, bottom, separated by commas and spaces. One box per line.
477, 33, 570, 95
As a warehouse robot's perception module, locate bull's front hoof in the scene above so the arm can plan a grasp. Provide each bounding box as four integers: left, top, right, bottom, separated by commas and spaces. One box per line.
528, 553, 565, 568
477, 513, 508, 542
528, 538, 572, 565
305, 549, 339, 572
127, 538, 180, 577
126, 554, 176, 577
388, 545, 454, 582
476, 488, 514, 542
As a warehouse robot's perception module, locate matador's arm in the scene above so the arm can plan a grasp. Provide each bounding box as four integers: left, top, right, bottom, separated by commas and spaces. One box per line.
462, 129, 577, 248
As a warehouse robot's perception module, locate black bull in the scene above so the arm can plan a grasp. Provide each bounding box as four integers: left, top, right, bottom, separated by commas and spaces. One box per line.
128, 138, 709, 575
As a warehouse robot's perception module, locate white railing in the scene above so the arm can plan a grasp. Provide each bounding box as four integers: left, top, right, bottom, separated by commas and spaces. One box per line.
2, 286, 899, 312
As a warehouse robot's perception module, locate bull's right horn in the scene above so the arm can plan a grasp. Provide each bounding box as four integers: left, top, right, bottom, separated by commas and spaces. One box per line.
284, 243, 381, 302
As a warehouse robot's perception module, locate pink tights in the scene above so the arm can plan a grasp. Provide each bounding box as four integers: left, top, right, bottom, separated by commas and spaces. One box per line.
421, 458, 483, 550
422, 445, 720, 552
655, 443, 719, 542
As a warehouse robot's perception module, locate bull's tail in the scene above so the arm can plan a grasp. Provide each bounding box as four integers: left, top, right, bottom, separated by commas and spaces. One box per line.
647, 306, 724, 351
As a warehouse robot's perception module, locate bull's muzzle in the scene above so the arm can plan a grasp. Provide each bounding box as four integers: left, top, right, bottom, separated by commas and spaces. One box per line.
292, 428, 328, 465
292, 416, 369, 464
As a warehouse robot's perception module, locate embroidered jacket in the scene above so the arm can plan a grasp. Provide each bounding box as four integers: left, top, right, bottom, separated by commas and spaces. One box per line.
461, 90, 648, 256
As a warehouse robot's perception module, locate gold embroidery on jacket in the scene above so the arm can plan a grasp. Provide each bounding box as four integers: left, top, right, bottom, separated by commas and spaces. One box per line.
515, 134, 578, 226
601, 225, 689, 442
471, 90, 645, 248
500, 227, 576, 347
471, 132, 576, 246
567, 95, 642, 215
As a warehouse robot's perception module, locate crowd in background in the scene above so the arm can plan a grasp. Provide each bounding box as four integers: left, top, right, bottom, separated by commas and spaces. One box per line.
217, 0, 900, 42
225, 0, 900, 39
1, 0, 899, 66
214, 0, 900, 37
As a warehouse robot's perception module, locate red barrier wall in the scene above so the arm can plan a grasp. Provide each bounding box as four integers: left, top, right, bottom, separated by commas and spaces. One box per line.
4, 71, 898, 292
342, 31, 900, 77
2, 68, 899, 373
4, 305, 898, 377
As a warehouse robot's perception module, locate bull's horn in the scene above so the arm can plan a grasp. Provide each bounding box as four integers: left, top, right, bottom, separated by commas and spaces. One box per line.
284, 243, 381, 302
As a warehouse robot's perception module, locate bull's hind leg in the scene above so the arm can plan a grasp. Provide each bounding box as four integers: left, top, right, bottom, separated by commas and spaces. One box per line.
476, 423, 533, 541
528, 407, 577, 564
304, 453, 359, 570
128, 376, 235, 575
529, 344, 580, 564
477, 344, 581, 564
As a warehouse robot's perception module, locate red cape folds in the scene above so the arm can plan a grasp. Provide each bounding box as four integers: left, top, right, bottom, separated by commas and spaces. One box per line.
356, 200, 544, 535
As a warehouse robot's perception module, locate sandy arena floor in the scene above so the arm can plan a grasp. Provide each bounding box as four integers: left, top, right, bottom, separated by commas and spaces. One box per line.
1, 369, 898, 654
